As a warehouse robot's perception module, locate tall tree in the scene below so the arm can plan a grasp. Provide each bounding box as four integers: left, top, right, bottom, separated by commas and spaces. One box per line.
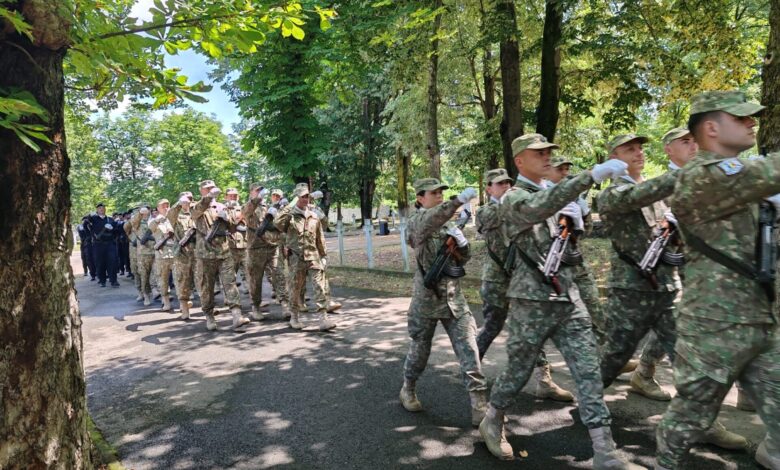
760, 0, 780, 153
426, 0, 444, 178
536, 0, 564, 141
496, 0, 523, 177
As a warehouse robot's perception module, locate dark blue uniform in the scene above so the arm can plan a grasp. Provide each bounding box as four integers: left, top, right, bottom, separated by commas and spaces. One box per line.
77, 220, 95, 279
116, 219, 130, 275
88, 214, 119, 286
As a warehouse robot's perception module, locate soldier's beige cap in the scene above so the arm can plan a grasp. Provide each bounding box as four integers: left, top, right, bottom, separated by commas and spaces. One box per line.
483, 168, 513, 185
249, 182, 263, 192
607, 133, 649, 154
157, 198, 169, 206
200, 179, 216, 189
511, 133, 559, 156
413, 177, 449, 194
551, 156, 573, 168
226, 188, 239, 195
178, 191, 193, 199
662, 127, 691, 145
690, 90, 764, 117
271, 189, 284, 197
293, 183, 310, 197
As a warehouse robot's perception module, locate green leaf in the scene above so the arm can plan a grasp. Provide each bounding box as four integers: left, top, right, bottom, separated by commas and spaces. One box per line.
291, 25, 305, 40
14, 128, 42, 152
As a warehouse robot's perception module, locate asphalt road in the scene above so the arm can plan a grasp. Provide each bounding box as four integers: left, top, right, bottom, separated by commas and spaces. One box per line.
74, 253, 765, 469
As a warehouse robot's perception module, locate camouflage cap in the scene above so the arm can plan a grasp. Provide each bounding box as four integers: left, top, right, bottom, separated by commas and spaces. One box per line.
199, 179, 216, 189
293, 183, 310, 197
249, 182, 263, 192
483, 168, 513, 185
607, 133, 649, 154
226, 187, 239, 195
511, 133, 559, 156
157, 198, 169, 206
689, 90, 764, 117
551, 156, 573, 168
413, 177, 449, 194
661, 127, 691, 145
178, 191, 193, 199
271, 189, 284, 197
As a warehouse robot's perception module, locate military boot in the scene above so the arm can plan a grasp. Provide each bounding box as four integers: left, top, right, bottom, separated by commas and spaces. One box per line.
737, 390, 756, 411
135, 293, 144, 302
161, 295, 172, 312
479, 405, 513, 460
250, 305, 266, 321
143, 293, 152, 306
629, 361, 671, 401
695, 420, 748, 450
470, 390, 488, 427
205, 312, 218, 331
756, 436, 780, 470
619, 359, 639, 374
326, 300, 342, 313
289, 310, 304, 330
281, 301, 292, 319
534, 364, 574, 402
589, 426, 644, 469
318, 309, 336, 331
231, 307, 250, 331
399, 379, 423, 412
179, 301, 190, 320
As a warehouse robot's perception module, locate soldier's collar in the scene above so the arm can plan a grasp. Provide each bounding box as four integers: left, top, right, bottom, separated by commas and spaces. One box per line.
668, 161, 681, 171
515, 174, 549, 191
618, 174, 639, 185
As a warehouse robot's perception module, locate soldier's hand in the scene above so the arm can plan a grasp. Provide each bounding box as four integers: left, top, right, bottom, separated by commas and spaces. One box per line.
179, 196, 189, 204
765, 194, 780, 218
446, 226, 468, 247
591, 159, 628, 183
311, 190, 323, 200
663, 211, 678, 227
267, 207, 278, 216
217, 210, 228, 221
280, 198, 289, 207
139, 207, 149, 215
104, 223, 113, 230
321, 257, 327, 268
209, 187, 222, 198
259, 188, 269, 198
558, 202, 584, 231
457, 188, 477, 204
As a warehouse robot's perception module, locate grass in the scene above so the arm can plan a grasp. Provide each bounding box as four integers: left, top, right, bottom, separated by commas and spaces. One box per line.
88, 415, 125, 470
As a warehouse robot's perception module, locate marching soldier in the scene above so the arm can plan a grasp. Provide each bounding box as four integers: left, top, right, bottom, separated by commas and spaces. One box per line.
309, 190, 342, 313
265, 189, 288, 304
475, 168, 573, 402
478, 133, 638, 469
149, 199, 177, 312
655, 91, 780, 469
192, 180, 249, 331
398, 179, 488, 427
168, 192, 197, 320
131, 205, 156, 305
225, 188, 248, 291
124, 207, 143, 301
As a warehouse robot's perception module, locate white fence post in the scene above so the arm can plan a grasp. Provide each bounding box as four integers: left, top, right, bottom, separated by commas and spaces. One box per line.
399, 216, 409, 272
364, 218, 374, 269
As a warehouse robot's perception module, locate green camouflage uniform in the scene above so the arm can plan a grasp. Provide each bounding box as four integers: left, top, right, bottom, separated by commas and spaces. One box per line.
656, 145, 780, 467
243, 196, 288, 308
167, 202, 196, 303
403, 194, 486, 393
489, 172, 613, 429
131, 211, 156, 296
191, 195, 240, 315
596, 171, 681, 386
149, 214, 177, 299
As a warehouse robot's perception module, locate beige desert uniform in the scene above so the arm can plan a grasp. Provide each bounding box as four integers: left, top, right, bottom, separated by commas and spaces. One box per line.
131, 207, 156, 305
167, 193, 196, 319
149, 200, 177, 312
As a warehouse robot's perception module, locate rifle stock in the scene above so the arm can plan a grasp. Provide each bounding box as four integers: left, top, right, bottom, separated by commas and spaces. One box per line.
154, 231, 174, 250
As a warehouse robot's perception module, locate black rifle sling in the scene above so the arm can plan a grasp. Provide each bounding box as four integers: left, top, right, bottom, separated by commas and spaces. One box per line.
680, 225, 775, 303
486, 245, 511, 277
514, 246, 548, 285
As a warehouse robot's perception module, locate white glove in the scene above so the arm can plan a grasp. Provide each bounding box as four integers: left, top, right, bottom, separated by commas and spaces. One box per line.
259, 188, 269, 198
457, 187, 477, 204
209, 187, 221, 198
179, 196, 189, 204
446, 226, 468, 247
558, 202, 584, 231
321, 257, 327, 268
663, 211, 678, 226
104, 223, 113, 230
490, 196, 500, 204
280, 198, 289, 207
765, 194, 780, 216
591, 159, 628, 183
267, 207, 278, 216
217, 210, 228, 221
576, 196, 591, 217
139, 207, 149, 215
311, 190, 323, 200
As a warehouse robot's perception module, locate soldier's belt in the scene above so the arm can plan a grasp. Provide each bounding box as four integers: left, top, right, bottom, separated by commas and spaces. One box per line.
560, 250, 584, 266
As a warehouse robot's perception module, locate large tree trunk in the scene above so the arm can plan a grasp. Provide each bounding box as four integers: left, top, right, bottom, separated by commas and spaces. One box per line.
536, 0, 563, 141
497, 0, 523, 178
483, 46, 499, 169
426, 0, 443, 179
0, 12, 92, 469
359, 178, 375, 225
759, 0, 780, 153
396, 146, 410, 217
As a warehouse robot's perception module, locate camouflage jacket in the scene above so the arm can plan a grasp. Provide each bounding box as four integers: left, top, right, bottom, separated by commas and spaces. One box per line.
597, 172, 681, 292
274, 205, 327, 263
224, 201, 248, 250
191, 196, 234, 260
476, 196, 511, 285
130, 211, 155, 256
408, 199, 471, 319
148, 214, 177, 259
671, 150, 780, 324
242, 197, 282, 249
167, 202, 195, 257
123, 220, 136, 244
500, 173, 593, 303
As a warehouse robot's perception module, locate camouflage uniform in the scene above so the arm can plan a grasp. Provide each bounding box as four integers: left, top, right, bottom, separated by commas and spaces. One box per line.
131, 210, 156, 298
124, 219, 142, 295
148, 210, 177, 304
167, 200, 196, 304
224, 199, 248, 285
243, 195, 288, 309
596, 167, 680, 386
656, 91, 780, 469
403, 184, 486, 394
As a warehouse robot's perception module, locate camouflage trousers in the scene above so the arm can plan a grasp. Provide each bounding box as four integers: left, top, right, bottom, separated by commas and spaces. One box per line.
476, 280, 547, 368
129, 246, 141, 293
403, 312, 488, 392
639, 332, 667, 365
657, 316, 780, 468
599, 289, 677, 387
137, 254, 155, 295
288, 252, 327, 312
266, 245, 287, 297
231, 248, 247, 284
173, 252, 195, 301
490, 298, 611, 429
155, 256, 174, 297
575, 265, 604, 335
246, 245, 287, 307
196, 256, 240, 314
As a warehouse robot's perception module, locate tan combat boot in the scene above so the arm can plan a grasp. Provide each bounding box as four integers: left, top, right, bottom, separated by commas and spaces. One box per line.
205, 312, 218, 331
326, 300, 342, 313
250, 305, 266, 321
589, 426, 644, 469
281, 301, 292, 319
479, 405, 513, 460
318, 309, 336, 331
737, 389, 756, 411
534, 364, 574, 402
756, 437, 780, 470
143, 293, 152, 306
629, 361, 671, 401
135, 293, 144, 302
179, 301, 190, 320
289, 310, 304, 330
231, 306, 250, 331
161, 295, 172, 312
619, 359, 639, 374
399, 379, 423, 412
695, 420, 748, 450
469, 390, 488, 427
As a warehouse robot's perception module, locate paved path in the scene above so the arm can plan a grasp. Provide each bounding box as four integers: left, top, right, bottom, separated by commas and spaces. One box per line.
74, 253, 765, 469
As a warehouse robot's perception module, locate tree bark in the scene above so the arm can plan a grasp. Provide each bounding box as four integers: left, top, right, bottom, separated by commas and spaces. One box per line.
483, 46, 499, 169
426, 0, 443, 179
759, 0, 780, 153
497, 0, 523, 178
0, 9, 91, 469
536, 0, 564, 141
359, 178, 375, 224
396, 146, 410, 217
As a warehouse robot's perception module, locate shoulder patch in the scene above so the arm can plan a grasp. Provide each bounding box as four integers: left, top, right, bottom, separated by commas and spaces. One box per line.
716, 158, 744, 176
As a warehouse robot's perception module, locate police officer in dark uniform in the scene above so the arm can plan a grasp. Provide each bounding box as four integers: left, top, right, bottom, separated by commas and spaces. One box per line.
89, 202, 120, 287
77, 215, 95, 280
115, 212, 130, 276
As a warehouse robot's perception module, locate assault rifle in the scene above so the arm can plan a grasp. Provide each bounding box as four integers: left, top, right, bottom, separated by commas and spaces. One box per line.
542, 216, 574, 295
139, 229, 154, 246
154, 231, 175, 251
422, 218, 469, 297
178, 227, 196, 247
255, 202, 281, 238
638, 223, 676, 290
757, 201, 777, 285
205, 217, 225, 244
